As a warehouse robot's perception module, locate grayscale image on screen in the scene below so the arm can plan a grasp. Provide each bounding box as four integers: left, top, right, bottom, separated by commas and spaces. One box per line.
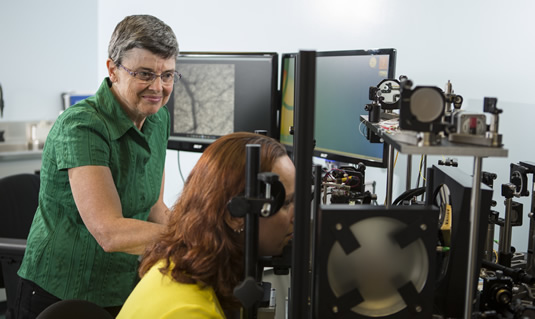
172, 63, 235, 136
166, 52, 278, 153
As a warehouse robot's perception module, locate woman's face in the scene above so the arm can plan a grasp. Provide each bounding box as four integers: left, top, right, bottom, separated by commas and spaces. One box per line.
258, 155, 295, 256
107, 48, 176, 128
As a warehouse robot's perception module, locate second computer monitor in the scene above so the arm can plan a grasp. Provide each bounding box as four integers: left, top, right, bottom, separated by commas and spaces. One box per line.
314, 48, 396, 168
280, 49, 396, 167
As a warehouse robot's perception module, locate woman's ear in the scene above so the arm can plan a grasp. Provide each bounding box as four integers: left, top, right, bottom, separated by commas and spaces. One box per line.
225, 214, 244, 234
107, 59, 118, 83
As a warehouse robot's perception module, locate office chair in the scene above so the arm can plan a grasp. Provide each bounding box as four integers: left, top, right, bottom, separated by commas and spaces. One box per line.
0, 173, 40, 319
36, 300, 114, 319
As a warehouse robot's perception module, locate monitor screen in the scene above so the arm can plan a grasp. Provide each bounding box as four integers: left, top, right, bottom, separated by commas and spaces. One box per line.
313, 49, 396, 168
279, 53, 297, 150
167, 52, 279, 152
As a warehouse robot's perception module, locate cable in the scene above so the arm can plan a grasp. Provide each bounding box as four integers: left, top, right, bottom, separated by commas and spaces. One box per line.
416, 154, 427, 187
392, 186, 426, 206
415, 155, 423, 188
177, 151, 185, 184
520, 283, 535, 300
0, 82, 4, 117
358, 120, 367, 137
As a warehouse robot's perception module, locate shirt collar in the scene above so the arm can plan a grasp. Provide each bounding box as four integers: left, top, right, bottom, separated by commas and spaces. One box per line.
96, 78, 165, 140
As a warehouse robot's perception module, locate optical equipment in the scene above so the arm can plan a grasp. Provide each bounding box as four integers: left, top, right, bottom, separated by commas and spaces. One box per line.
365, 78, 401, 123
448, 97, 503, 147
399, 79, 445, 135
426, 165, 494, 318
313, 204, 438, 318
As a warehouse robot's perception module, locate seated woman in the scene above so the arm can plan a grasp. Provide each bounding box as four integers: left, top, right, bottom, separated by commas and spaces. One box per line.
117, 132, 295, 318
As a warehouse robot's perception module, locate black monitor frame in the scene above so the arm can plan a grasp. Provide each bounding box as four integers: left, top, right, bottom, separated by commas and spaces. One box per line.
167, 51, 279, 152
312, 48, 396, 168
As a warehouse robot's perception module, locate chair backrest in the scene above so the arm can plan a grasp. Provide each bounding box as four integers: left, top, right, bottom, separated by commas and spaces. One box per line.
36, 299, 114, 319
0, 173, 40, 238
0, 173, 40, 318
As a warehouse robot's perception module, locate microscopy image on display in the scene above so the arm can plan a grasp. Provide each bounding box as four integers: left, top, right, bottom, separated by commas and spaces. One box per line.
172, 63, 235, 136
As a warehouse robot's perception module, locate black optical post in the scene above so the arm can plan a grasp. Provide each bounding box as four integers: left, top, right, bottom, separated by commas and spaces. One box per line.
244, 144, 260, 281
229, 144, 286, 318
291, 50, 316, 319
230, 144, 262, 319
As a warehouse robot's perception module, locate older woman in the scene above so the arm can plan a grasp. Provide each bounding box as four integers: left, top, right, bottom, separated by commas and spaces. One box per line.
14, 15, 179, 318
117, 132, 295, 319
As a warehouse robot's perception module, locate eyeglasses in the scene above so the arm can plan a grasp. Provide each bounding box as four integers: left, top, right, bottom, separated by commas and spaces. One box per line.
117, 63, 181, 84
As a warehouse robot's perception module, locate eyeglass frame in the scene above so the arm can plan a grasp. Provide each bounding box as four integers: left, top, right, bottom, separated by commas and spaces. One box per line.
116, 63, 181, 84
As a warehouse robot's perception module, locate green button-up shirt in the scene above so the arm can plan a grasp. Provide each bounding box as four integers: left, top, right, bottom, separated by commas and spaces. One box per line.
18, 78, 170, 307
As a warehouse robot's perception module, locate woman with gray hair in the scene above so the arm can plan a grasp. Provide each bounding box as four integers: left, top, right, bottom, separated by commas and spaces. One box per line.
14, 14, 179, 319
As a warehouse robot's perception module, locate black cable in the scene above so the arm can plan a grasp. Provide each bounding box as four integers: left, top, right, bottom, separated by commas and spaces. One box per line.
177, 151, 185, 184
416, 155, 423, 188
392, 186, 426, 206
0, 82, 4, 117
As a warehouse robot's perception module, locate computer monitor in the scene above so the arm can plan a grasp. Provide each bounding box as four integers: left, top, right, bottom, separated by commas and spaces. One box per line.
167, 52, 279, 152
61, 92, 93, 109
279, 53, 297, 151
313, 48, 396, 168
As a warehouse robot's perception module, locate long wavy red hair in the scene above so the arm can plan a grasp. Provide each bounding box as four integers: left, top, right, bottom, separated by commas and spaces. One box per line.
139, 132, 288, 311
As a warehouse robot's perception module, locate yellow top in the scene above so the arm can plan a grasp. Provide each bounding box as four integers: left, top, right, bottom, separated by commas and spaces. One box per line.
117, 261, 226, 319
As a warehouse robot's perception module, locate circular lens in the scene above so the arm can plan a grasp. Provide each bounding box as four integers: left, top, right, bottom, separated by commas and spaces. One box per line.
327, 217, 429, 317
410, 88, 444, 123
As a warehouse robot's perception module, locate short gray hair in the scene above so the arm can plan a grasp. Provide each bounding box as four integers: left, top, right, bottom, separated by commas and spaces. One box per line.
108, 15, 179, 64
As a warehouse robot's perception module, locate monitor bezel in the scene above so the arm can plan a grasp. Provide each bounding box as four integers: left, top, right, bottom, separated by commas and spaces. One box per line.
167, 51, 280, 152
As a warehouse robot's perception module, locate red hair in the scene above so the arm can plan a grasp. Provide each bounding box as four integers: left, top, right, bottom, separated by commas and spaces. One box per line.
139, 132, 287, 310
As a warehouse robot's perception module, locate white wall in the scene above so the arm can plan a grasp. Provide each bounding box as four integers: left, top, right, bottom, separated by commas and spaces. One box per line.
0, 0, 99, 121
3, 0, 534, 251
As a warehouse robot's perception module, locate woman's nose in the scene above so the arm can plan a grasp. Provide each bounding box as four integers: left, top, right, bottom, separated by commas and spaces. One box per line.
148, 76, 164, 91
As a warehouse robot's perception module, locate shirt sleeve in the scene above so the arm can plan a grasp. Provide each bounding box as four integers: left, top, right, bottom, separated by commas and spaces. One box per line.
54, 108, 111, 170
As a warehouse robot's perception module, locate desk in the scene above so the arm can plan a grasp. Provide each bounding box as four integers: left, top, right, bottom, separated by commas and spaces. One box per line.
0, 150, 42, 178
360, 115, 508, 318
